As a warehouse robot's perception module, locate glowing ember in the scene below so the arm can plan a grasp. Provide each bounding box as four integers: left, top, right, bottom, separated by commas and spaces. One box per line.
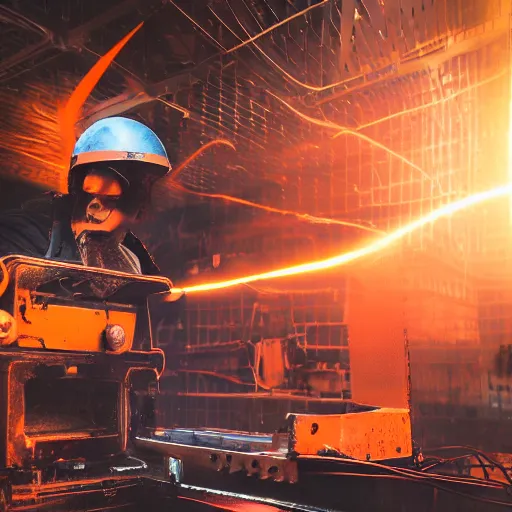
174, 183, 512, 294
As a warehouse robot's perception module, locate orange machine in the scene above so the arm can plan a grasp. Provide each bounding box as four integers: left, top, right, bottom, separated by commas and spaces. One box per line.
0, 254, 172, 511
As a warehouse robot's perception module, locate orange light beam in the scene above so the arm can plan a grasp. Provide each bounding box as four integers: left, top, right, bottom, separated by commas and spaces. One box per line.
172, 183, 512, 294
156, 97, 191, 118
58, 22, 144, 191
223, 2, 440, 95
224, 5, 330, 92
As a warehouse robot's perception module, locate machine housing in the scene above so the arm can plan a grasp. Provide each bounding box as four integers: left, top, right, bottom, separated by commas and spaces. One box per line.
0, 255, 170, 510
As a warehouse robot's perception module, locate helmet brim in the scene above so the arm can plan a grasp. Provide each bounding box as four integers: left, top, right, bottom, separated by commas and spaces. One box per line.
68, 159, 171, 196
71, 150, 171, 171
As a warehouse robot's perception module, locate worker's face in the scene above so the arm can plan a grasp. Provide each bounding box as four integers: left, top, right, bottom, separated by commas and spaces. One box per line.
71, 168, 140, 239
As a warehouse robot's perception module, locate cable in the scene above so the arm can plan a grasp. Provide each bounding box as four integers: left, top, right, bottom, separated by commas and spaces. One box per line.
421, 446, 512, 486
304, 454, 512, 508
421, 454, 488, 477
310, 453, 497, 487
305, 469, 512, 508
422, 453, 493, 481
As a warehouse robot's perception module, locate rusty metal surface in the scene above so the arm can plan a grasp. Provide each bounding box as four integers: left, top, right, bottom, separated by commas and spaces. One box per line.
287, 408, 412, 461
135, 435, 299, 484
0, 254, 173, 299
151, 428, 275, 453
176, 483, 334, 511
0, 253, 170, 510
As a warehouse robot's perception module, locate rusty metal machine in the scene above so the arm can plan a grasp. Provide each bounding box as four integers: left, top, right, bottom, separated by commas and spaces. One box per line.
0, 254, 172, 510
1, 254, 512, 512
133, 402, 512, 511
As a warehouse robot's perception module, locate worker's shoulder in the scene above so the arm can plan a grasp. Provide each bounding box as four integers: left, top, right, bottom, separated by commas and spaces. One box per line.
0, 192, 56, 246
0, 191, 71, 223
123, 231, 161, 276
20, 191, 61, 216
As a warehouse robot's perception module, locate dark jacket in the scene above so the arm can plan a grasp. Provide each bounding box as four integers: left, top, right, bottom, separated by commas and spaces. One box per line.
0, 192, 160, 275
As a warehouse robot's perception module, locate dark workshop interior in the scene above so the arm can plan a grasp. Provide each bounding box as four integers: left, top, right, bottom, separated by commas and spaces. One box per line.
1, 1, 512, 510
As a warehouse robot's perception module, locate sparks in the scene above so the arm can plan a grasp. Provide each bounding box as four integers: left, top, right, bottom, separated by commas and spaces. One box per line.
173, 183, 512, 294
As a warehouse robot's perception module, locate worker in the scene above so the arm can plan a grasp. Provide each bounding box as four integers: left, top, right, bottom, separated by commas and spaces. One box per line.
0, 116, 171, 275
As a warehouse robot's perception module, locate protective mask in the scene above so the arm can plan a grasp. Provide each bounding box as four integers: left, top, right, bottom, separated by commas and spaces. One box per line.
71, 169, 130, 237
71, 168, 140, 274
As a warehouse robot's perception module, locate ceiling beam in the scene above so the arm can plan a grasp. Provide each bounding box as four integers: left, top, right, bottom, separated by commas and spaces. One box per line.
0, 0, 151, 84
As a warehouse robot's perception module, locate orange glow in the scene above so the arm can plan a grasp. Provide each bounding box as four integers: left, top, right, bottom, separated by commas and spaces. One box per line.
83, 172, 123, 196
0, 140, 63, 171
15, 288, 136, 352
269, 92, 435, 184
509, 72, 512, 222
338, 71, 507, 136
290, 409, 412, 461
0, 259, 8, 297
175, 183, 512, 294
169, 1, 226, 51
58, 23, 143, 191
